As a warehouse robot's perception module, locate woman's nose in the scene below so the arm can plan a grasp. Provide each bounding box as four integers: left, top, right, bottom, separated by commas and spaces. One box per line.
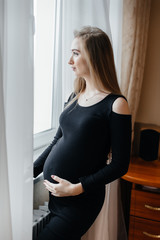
68, 56, 73, 65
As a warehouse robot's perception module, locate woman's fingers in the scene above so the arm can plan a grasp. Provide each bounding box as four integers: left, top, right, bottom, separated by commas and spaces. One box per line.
43, 180, 53, 189
43, 178, 63, 195
43, 181, 53, 192
51, 175, 62, 183
43, 176, 74, 197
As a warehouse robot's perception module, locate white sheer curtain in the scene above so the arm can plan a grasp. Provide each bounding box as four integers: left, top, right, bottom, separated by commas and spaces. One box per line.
0, 1, 34, 239
0, 2, 12, 238
53, 0, 126, 239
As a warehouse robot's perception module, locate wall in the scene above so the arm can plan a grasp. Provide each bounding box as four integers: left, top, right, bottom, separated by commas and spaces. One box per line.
136, 0, 160, 126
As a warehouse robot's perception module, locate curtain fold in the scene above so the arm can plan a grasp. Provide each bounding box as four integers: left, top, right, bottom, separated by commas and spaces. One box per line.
0, 4, 12, 237
0, 1, 34, 239
121, 0, 151, 128
0, 82, 12, 240
109, 0, 123, 84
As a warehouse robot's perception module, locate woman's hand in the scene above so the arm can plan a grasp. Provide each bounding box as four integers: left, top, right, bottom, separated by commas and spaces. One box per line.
43, 175, 84, 197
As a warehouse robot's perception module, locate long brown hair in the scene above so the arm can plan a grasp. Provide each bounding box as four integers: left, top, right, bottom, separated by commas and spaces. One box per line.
68, 26, 121, 105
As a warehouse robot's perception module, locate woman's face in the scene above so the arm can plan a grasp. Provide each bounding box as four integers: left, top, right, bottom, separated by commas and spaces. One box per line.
68, 38, 90, 78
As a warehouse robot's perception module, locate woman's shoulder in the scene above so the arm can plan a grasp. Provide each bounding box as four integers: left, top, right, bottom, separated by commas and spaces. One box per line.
112, 95, 130, 115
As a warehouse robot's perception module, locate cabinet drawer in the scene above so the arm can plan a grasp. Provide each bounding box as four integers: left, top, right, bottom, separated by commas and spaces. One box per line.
130, 189, 160, 221
129, 216, 160, 240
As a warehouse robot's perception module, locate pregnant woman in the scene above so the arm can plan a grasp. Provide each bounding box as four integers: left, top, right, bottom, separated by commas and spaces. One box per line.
34, 26, 132, 240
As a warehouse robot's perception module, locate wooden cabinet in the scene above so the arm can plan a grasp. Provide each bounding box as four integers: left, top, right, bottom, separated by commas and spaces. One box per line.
129, 188, 160, 239
122, 157, 160, 240
130, 189, 160, 222
129, 216, 160, 240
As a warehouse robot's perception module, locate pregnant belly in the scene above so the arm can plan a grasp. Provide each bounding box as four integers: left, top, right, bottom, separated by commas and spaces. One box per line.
43, 139, 86, 183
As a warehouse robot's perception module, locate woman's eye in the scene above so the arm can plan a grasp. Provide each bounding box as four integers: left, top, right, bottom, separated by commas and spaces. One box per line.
73, 52, 79, 56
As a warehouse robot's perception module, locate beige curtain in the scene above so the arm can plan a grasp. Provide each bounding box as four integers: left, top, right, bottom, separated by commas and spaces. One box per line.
121, 0, 151, 128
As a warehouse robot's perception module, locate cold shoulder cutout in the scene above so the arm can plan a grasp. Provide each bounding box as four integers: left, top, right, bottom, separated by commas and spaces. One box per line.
112, 96, 131, 115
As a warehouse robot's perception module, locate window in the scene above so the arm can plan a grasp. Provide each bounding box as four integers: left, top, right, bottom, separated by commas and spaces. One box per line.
33, 0, 58, 150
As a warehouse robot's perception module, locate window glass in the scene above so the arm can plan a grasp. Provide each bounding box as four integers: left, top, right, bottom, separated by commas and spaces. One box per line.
34, 0, 55, 134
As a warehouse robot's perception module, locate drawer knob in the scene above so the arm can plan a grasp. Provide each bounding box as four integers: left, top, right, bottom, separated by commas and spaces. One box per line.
145, 204, 160, 211
143, 232, 160, 238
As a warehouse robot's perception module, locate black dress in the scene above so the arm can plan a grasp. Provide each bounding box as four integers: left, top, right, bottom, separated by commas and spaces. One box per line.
34, 93, 132, 240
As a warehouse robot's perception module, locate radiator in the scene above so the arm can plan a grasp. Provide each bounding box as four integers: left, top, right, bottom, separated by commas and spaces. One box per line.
33, 202, 51, 240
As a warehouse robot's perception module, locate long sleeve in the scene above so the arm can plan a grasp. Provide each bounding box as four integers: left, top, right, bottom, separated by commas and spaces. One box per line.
79, 111, 132, 191
34, 126, 62, 178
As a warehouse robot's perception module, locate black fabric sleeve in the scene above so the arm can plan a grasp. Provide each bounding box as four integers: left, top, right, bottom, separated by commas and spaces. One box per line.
34, 126, 62, 178
79, 112, 132, 191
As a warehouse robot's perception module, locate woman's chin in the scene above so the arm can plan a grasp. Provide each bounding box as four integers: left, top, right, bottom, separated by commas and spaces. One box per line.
73, 72, 79, 77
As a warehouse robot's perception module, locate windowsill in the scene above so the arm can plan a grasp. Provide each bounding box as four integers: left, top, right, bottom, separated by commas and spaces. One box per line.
34, 173, 44, 184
